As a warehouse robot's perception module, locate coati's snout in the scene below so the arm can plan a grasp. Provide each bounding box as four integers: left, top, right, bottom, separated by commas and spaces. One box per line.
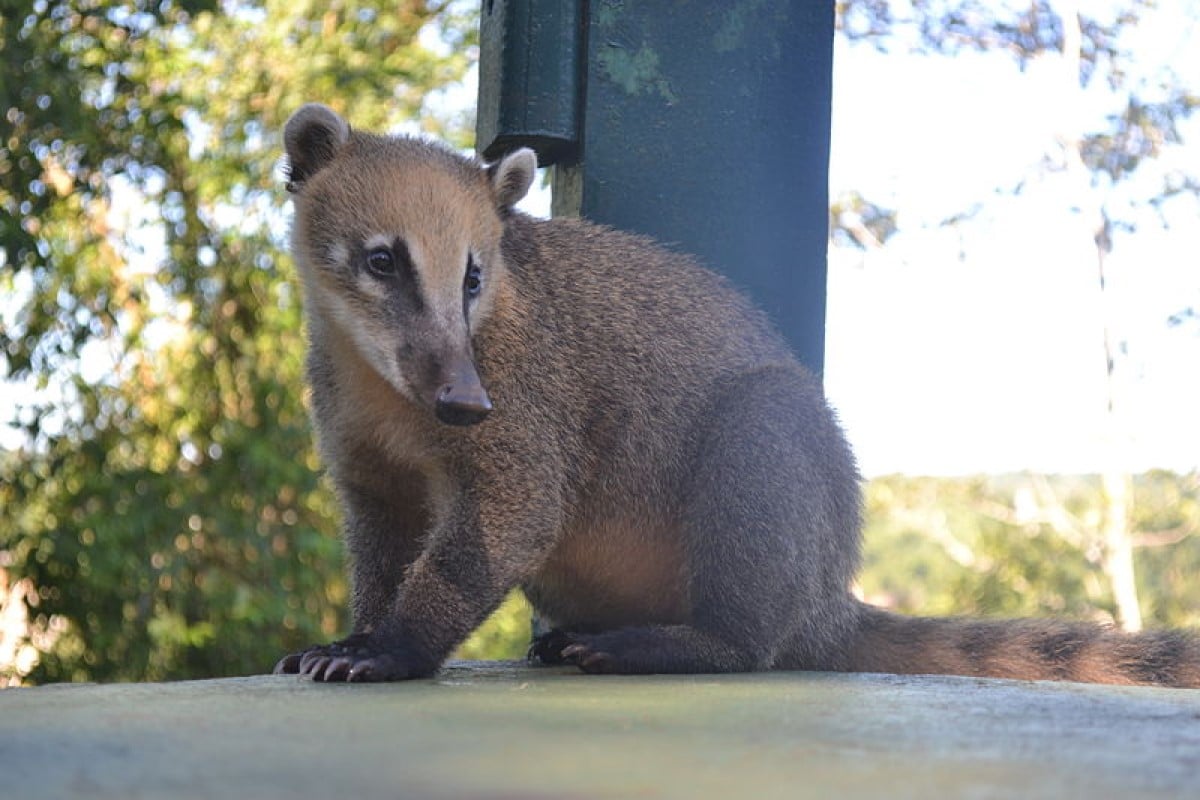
433, 358, 492, 426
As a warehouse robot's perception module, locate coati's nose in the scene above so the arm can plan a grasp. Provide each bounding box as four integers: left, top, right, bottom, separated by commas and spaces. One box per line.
435, 382, 493, 426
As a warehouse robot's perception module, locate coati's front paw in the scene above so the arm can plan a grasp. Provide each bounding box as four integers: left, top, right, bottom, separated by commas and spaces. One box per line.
273, 633, 433, 682
527, 630, 618, 674
273, 632, 371, 676
526, 629, 578, 665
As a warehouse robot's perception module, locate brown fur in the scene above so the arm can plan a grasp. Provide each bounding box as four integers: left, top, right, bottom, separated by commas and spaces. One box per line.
272, 104, 1199, 688
844, 608, 1200, 686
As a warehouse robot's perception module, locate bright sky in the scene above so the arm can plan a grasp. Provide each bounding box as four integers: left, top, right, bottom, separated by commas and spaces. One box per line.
821, 4, 1200, 476
3, 4, 1198, 479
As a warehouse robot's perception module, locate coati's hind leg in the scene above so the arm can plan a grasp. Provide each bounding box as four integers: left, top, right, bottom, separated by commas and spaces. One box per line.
527, 628, 575, 665
542, 365, 864, 675
528, 626, 749, 672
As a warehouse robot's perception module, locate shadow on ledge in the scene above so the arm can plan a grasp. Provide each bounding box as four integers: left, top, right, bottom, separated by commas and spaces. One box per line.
4, 662, 1199, 799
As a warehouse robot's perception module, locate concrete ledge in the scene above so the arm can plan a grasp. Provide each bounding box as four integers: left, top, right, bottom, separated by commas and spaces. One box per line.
4, 662, 1199, 799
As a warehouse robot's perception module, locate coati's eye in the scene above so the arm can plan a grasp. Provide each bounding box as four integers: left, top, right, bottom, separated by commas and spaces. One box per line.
464, 258, 483, 298
366, 247, 396, 278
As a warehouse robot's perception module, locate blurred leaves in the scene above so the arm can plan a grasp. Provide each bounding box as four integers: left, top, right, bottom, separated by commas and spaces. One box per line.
837, 0, 1143, 84
453, 590, 531, 662
830, 191, 898, 250
1080, 93, 1200, 184
860, 472, 1200, 628
0, 0, 476, 684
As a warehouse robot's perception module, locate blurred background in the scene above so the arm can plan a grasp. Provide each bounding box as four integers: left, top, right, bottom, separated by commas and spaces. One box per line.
1, 0, 1197, 686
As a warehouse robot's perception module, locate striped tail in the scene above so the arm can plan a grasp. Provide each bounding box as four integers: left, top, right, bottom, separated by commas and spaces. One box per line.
845, 603, 1200, 688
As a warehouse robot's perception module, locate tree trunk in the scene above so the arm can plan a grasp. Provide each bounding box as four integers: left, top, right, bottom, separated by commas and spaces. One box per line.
1101, 470, 1142, 631
1055, 0, 1143, 632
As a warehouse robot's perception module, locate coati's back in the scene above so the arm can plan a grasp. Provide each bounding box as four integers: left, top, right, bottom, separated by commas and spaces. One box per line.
491, 214, 831, 483
277, 103, 1200, 688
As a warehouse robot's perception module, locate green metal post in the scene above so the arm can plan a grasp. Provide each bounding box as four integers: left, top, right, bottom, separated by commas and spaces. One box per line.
478, 0, 834, 376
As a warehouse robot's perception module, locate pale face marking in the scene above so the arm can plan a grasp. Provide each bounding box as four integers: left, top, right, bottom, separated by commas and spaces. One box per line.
327, 241, 349, 269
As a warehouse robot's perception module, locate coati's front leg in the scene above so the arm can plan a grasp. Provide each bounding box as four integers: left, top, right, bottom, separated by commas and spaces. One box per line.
533, 366, 864, 675
279, 443, 565, 682
273, 478, 427, 676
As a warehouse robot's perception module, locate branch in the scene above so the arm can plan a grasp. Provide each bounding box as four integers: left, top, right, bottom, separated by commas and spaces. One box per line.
1132, 524, 1198, 549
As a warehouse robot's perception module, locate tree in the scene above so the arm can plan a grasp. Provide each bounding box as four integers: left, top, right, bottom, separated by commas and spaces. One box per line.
836, 0, 1200, 630
860, 472, 1200, 629
0, 0, 475, 684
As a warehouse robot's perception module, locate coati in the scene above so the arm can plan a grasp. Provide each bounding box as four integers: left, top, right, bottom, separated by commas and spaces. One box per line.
273, 103, 1199, 687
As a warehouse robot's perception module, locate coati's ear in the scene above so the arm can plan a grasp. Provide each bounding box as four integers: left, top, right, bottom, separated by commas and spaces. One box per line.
284, 104, 351, 192
486, 148, 537, 210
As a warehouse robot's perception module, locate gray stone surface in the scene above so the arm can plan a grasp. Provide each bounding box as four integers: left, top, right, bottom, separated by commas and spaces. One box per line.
3, 662, 1199, 799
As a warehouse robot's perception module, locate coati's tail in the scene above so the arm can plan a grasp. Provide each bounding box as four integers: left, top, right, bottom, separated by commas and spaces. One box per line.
845, 603, 1200, 688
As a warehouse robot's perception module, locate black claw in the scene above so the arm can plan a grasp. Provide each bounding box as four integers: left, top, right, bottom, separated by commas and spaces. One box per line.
298, 651, 323, 675
559, 644, 587, 665
324, 657, 353, 682
347, 659, 376, 682
579, 651, 615, 674
273, 653, 301, 674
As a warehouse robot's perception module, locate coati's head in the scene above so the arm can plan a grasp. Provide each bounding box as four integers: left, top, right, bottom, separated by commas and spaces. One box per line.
283, 104, 536, 426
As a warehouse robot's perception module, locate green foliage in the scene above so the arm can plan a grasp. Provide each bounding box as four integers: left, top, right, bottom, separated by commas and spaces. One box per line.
453, 591, 532, 662
860, 473, 1200, 628
1128, 471, 1200, 627
0, 1, 476, 684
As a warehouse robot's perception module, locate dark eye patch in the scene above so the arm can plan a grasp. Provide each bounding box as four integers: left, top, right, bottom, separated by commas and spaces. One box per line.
353, 237, 424, 313
362, 239, 414, 279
